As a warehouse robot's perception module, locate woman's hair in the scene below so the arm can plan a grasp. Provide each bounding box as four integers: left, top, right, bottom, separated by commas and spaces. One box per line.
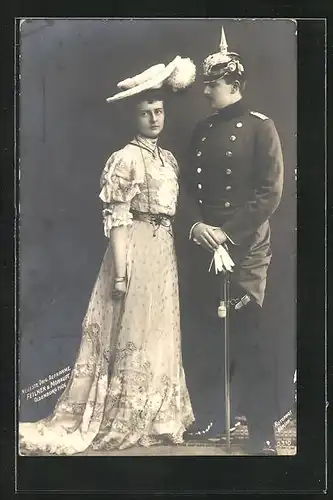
127, 88, 166, 108
113, 88, 167, 133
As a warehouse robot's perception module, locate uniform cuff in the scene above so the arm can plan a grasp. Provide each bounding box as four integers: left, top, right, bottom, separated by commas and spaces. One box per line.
189, 222, 202, 240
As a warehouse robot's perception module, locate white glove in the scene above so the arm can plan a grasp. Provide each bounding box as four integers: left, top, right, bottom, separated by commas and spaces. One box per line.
208, 245, 235, 274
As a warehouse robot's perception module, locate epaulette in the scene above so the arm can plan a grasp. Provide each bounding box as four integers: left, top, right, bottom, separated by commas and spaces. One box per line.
249, 110, 269, 120
194, 116, 212, 135
202, 115, 215, 126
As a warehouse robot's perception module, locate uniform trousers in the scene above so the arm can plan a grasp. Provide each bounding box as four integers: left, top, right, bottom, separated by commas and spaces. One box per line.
180, 244, 277, 440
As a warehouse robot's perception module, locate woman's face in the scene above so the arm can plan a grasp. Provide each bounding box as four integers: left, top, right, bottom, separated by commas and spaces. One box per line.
135, 100, 165, 139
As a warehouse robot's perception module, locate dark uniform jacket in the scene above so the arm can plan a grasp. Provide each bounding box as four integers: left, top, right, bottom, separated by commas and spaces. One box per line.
180, 99, 284, 306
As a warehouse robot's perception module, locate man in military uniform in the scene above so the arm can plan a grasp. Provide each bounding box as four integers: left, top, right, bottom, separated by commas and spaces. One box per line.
180, 27, 284, 455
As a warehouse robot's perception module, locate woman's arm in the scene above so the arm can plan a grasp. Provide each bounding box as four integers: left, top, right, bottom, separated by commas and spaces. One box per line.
99, 150, 142, 299
110, 225, 129, 299
110, 225, 128, 278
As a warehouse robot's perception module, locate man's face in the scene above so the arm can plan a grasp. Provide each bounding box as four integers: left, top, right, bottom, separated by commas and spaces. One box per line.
135, 100, 165, 139
204, 78, 234, 110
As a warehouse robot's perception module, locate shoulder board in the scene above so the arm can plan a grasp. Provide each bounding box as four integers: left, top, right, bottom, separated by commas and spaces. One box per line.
193, 117, 210, 136
201, 116, 214, 126
250, 110, 269, 120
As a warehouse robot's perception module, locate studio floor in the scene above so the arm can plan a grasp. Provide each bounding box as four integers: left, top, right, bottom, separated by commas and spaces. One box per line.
20, 416, 296, 457
78, 442, 296, 457
77, 418, 296, 457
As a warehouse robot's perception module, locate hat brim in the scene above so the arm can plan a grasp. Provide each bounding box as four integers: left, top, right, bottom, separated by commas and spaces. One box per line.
106, 56, 180, 103
203, 70, 229, 84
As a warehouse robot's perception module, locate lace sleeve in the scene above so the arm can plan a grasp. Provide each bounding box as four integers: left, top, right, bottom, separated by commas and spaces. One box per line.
99, 150, 143, 237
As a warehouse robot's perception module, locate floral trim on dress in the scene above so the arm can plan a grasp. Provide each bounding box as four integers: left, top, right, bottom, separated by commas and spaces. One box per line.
91, 341, 194, 450
18, 141, 194, 456
99, 143, 179, 234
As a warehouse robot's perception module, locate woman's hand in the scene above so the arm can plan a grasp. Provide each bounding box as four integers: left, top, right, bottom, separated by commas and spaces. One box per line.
112, 277, 127, 300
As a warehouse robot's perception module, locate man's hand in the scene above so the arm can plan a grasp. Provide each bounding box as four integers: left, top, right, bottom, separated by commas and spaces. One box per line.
212, 227, 228, 245
192, 223, 227, 252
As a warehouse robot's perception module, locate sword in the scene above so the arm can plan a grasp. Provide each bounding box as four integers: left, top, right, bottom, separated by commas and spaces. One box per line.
218, 269, 231, 452
209, 243, 234, 452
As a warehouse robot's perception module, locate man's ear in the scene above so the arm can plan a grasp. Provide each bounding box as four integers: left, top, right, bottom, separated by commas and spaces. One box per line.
232, 80, 241, 93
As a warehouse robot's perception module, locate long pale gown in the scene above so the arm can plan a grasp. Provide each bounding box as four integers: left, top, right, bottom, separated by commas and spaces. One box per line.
19, 137, 194, 455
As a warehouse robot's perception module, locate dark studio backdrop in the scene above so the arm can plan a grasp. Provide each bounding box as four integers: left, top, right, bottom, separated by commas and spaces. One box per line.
18, 19, 297, 423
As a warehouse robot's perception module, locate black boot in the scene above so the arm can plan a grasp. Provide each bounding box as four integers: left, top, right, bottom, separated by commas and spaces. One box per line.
246, 438, 277, 455
184, 419, 240, 442
246, 424, 277, 455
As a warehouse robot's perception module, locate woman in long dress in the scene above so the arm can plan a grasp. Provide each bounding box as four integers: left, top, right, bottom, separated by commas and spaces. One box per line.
19, 56, 196, 455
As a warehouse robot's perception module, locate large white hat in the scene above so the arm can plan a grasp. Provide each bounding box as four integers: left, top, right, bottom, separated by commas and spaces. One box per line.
106, 55, 196, 102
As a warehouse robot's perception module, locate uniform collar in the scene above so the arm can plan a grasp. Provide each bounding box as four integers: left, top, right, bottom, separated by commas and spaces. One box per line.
214, 99, 247, 121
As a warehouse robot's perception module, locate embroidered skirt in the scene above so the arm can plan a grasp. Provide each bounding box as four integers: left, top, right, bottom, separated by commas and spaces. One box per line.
19, 220, 194, 455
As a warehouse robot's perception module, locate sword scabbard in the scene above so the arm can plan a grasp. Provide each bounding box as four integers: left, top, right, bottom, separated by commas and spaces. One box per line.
219, 271, 231, 452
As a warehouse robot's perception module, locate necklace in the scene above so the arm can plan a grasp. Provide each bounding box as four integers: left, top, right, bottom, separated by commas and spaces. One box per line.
135, 139, 173, 237
130, 135, 165, 168
136, 135, 158, 157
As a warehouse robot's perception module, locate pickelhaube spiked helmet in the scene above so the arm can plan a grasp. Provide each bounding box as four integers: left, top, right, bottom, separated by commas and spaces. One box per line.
203, 26, 245, 84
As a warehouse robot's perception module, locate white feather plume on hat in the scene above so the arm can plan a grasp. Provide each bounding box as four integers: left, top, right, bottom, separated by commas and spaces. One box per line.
117, 64, 166, 90
106, 56, 196, 102
166, 57, 196, 91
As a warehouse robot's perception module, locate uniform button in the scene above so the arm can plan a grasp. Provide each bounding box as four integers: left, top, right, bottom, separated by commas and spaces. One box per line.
197, 151, 202, 157
236, 122, 243, 128
199, 199, 203, 204
226, 151, 233, 157
201, 137, 207, 142
226, 185, 232, 191
198, 183, 202, 189
197, 167, 202, 173
230, 135, 236, 141
224, 201, 231, 208
226, 168, 232, 175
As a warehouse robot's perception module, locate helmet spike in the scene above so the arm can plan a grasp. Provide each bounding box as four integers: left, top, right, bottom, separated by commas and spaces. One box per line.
219, 26, 228, 54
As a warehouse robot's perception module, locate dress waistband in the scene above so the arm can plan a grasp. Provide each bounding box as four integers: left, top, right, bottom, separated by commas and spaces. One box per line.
131, 210, 175, 225
131, 211, 175, 236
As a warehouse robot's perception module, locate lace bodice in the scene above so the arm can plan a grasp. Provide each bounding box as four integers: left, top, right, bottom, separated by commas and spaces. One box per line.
99, 137, 179, 237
